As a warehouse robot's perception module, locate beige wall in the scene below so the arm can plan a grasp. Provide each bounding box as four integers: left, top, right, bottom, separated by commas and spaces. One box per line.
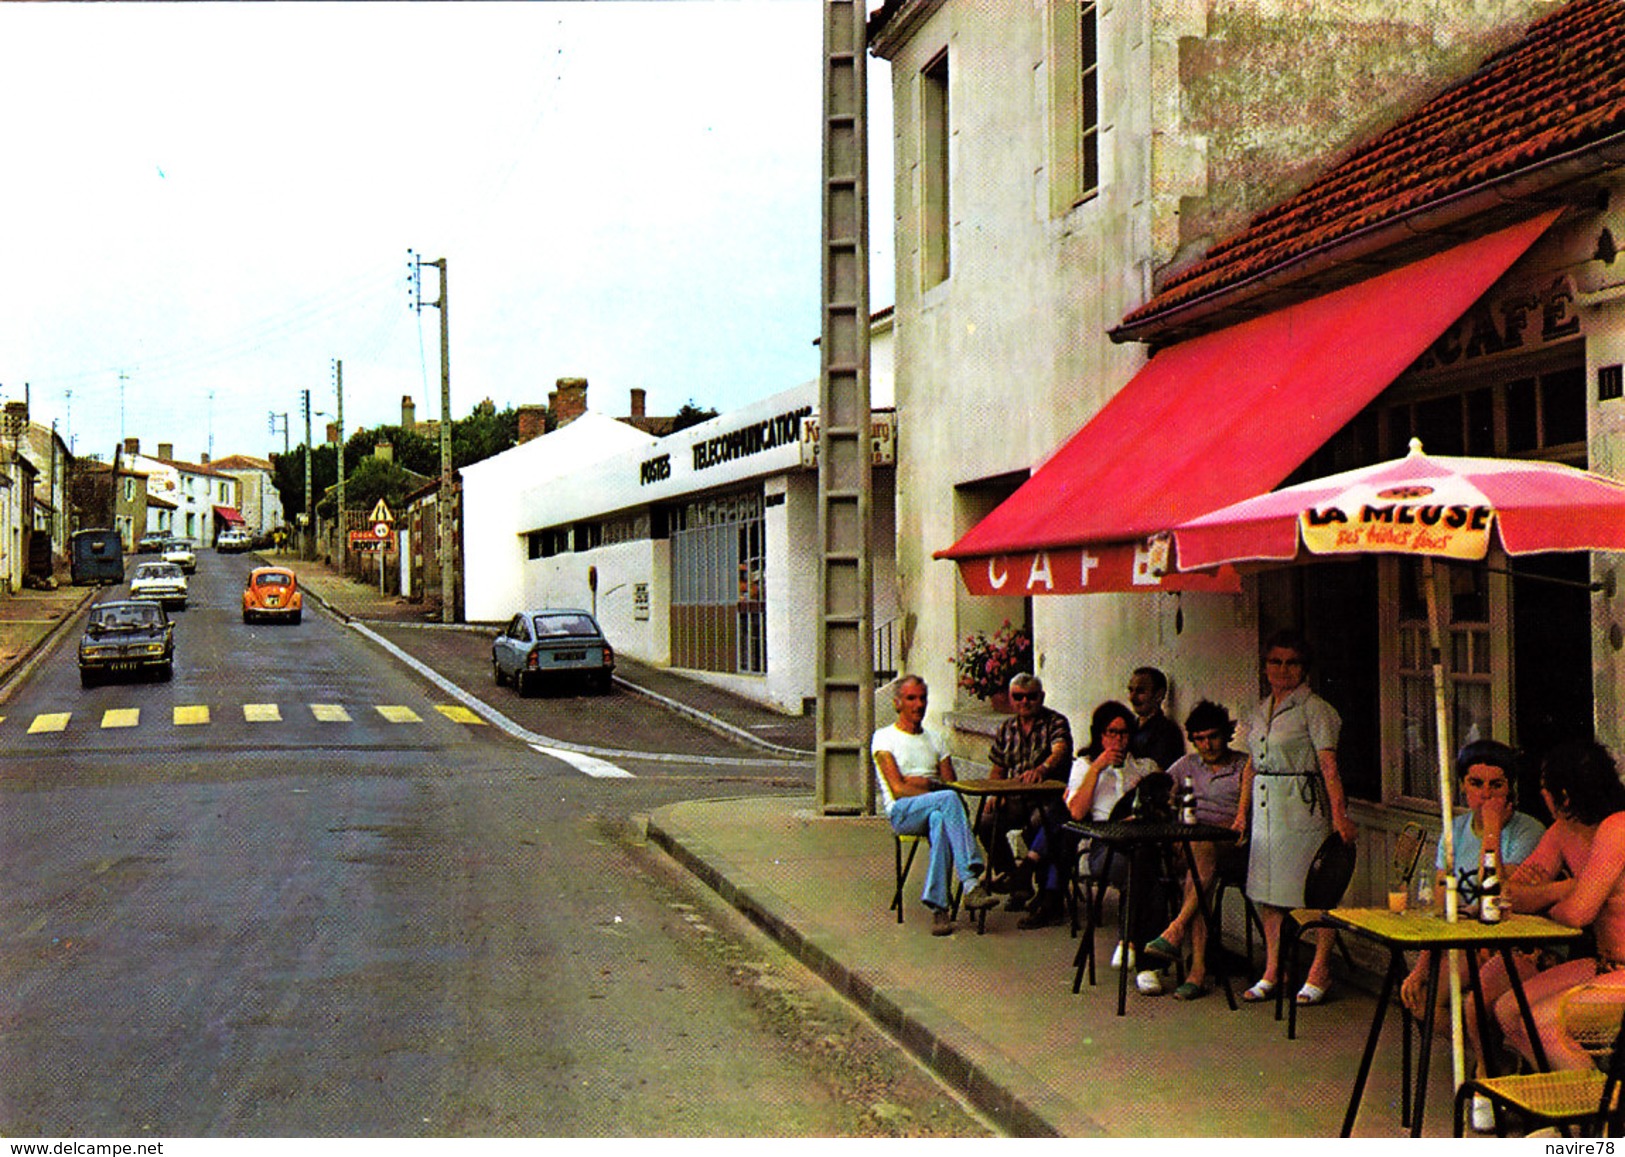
878, 0, 1563, 746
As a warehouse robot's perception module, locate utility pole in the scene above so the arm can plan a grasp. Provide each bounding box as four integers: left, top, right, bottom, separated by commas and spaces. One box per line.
815, 2, 874, 814
334, 359, 345, 571
268, 411, 289, 455
409, 249, 456, 623
302, 388, 313, 560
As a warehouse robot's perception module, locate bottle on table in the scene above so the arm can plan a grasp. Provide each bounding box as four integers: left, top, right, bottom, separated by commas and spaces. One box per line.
1479, 846, 1503, 924
1178, 776, 1197, 825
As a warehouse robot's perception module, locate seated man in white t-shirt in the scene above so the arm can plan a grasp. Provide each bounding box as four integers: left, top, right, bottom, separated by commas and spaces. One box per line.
871, 675, 999, 936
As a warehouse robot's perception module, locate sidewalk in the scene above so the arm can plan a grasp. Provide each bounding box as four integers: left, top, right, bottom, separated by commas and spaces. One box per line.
15, 557, 1464, 1137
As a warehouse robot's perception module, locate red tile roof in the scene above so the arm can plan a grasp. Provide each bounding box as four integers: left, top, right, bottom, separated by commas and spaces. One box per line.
1119, 0, 1625, 340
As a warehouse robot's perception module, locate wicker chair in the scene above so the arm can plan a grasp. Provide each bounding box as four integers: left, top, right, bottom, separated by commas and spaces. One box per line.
1452, 983, 1625, 1137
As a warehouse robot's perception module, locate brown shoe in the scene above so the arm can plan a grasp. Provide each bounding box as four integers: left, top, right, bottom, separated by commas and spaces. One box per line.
931, 908, 955, 936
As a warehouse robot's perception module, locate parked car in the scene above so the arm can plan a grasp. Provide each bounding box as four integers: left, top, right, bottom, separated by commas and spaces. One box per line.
242, 566, 303, 624
162, 539, 198, 573
136, 531, 169, 554
128, 561, 188, 610
492, 608, 615, 695
216, 528, 252, 553
70, 528, 124, 585
78, 599, 174, 687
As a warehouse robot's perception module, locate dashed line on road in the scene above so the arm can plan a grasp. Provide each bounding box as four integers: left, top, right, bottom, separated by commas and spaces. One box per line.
531, 744, 634, 778
101, 708, 139, 729
311, 704, 352, 723
375, 705, 421, 723
174, 705, 210, 726
435, 705, 485, 725
28, 713, 69, 734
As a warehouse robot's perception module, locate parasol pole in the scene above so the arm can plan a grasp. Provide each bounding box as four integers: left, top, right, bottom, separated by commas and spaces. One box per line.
1423, 554, 1467, 1090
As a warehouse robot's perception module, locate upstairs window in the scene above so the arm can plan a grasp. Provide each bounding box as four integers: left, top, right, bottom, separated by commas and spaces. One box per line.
920, 49, 951, 288
1050, 0, 1100, 215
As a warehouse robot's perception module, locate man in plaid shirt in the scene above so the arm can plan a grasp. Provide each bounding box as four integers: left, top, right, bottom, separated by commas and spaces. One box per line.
981, 673, 1073, 923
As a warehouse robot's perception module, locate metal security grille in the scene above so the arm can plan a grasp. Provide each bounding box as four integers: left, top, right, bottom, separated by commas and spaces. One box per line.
670, 490, 766, 674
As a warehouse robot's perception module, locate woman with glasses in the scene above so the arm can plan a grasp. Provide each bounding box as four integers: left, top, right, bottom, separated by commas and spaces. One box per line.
1142, 700, 1249, 999
1233, 629, 1357, 1006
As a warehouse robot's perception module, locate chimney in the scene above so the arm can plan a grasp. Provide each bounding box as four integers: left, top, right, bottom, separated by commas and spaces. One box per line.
123, 437, 140, 456
200, 452, 210, 465
401, 395, 416, 428
554, 377, 588, 426
158, 442, 174, 461
517, 404, 549, 445
374, 439, 393, 464
326, 421, 340, 446
630, 388, 646, 419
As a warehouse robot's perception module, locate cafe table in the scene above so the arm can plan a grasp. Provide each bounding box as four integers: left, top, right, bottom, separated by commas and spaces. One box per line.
1062, 817, 1241, 1015
1292, 905, 1584, 1137
944, 778, 1066, 931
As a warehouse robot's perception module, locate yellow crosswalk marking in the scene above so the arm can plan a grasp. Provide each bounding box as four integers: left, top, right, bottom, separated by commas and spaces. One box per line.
310, 704, 351, 723
174, 705, 210, 726
243, 703, 282, 723
102, 708, 139, 729
28, 713, 69, 734
375, 705, 421, 723
435, 705, 485, 725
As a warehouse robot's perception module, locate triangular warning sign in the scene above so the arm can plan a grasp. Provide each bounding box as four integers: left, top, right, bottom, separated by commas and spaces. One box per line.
369, 499, 393, 524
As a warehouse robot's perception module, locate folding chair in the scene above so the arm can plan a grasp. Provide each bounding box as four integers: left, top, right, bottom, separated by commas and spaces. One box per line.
1453, 984, 1625, 1137
890, 833, 964, 923
1279, 834, 1358, 1034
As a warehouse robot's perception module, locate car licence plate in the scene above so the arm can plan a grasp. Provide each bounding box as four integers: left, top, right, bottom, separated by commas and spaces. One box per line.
553, 650, 586, 662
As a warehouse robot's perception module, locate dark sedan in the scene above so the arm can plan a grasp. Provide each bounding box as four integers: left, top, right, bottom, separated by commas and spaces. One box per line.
78, 600, 174, 687
491, 608, 615, 695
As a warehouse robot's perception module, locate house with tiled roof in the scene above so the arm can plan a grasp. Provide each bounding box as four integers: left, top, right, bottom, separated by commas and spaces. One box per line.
874, 0, 1625, 892
208, 453, 285, 542
120, 439, 241, 546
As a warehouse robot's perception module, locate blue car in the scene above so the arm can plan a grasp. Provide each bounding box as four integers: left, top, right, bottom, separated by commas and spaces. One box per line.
492, 608, 615, 696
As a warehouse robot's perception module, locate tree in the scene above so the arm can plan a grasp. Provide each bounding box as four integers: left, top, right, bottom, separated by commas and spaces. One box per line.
320, 456, 421, 521
671, 400, 719, 433
270, 444, 337, 523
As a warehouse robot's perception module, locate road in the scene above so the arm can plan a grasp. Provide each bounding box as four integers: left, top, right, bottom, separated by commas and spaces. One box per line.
0, 550, 988, 1137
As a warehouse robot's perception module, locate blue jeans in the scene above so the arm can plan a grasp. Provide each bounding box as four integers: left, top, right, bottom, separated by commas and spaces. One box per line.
889, 791, 985, 911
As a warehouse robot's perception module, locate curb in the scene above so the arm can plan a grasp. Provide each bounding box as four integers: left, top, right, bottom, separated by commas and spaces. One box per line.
645, 807, 1097, 1139
305, 581, 815, 762
0, 586, 99, 705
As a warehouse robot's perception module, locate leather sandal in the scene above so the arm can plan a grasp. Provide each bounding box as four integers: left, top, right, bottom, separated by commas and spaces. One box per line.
1241, 978, 1277, 1003
1296, 982, 1329, 1005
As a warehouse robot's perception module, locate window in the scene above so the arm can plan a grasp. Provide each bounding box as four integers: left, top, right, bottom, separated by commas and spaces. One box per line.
920, 50, 950, 287
1049, 0, 1100, 215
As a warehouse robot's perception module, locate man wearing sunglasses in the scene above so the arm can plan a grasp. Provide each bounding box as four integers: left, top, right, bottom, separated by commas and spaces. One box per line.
981, 673, 1073, 917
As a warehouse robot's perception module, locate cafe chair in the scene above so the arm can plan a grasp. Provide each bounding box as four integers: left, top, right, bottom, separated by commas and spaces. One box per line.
1210, 848, 1265, 972
1072, 778, 1184, 993
890, 832, 964, 925
1280, 833, 1359, 1035
1452, 985, 1625, 1137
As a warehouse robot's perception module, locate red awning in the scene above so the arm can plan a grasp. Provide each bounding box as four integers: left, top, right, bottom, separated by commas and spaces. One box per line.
213, 505, 246, 525
937, 210, 1559, 595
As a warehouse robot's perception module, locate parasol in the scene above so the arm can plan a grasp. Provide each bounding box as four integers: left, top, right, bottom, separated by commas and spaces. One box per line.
1173, 437, 1625, 1089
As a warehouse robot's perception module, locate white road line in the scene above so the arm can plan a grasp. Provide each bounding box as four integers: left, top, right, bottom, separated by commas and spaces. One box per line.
531, 744, 634, 779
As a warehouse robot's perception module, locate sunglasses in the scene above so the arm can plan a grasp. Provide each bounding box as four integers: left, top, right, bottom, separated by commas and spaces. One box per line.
1009, 691, 1037, 702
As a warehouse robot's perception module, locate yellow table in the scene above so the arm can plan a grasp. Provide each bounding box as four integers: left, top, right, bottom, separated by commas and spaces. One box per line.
1293, 906, 1584, 1137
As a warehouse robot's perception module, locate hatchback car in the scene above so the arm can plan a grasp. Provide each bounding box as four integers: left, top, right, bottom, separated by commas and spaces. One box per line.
216, 528, 252, 553
136, 531, 169, 554
79, 599, 174, 687
242, 566, 303, 624
492, 608, 615, 695
162, 538, 198, 573
129, 561, 188, 610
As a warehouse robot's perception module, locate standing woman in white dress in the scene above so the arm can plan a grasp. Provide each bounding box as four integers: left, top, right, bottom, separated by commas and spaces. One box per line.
1232, 629, 1358, 1005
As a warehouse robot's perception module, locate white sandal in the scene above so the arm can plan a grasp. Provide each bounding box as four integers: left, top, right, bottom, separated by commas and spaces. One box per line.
1242, 978, 1277, 1003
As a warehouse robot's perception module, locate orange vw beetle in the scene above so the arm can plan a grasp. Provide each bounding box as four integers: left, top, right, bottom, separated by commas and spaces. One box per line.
242, 566, 304, 624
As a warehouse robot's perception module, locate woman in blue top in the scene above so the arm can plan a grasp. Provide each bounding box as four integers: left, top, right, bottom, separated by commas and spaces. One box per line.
1400, 738, 1546, 1112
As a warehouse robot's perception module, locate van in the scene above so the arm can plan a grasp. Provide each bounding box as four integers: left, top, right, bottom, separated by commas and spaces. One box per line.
71, 528, 125, 586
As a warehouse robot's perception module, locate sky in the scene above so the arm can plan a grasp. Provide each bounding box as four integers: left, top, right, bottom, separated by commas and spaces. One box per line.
0, 1, 893, 465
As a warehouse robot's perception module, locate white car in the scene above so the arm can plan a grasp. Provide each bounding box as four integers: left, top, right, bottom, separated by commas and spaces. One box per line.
216, 528, 252, 553
129, 561, 188, 610
161, 539, 198, 573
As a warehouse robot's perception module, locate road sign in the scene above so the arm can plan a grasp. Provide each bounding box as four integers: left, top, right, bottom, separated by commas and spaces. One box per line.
369, 498, 394, 525
373, 521, 391, 538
